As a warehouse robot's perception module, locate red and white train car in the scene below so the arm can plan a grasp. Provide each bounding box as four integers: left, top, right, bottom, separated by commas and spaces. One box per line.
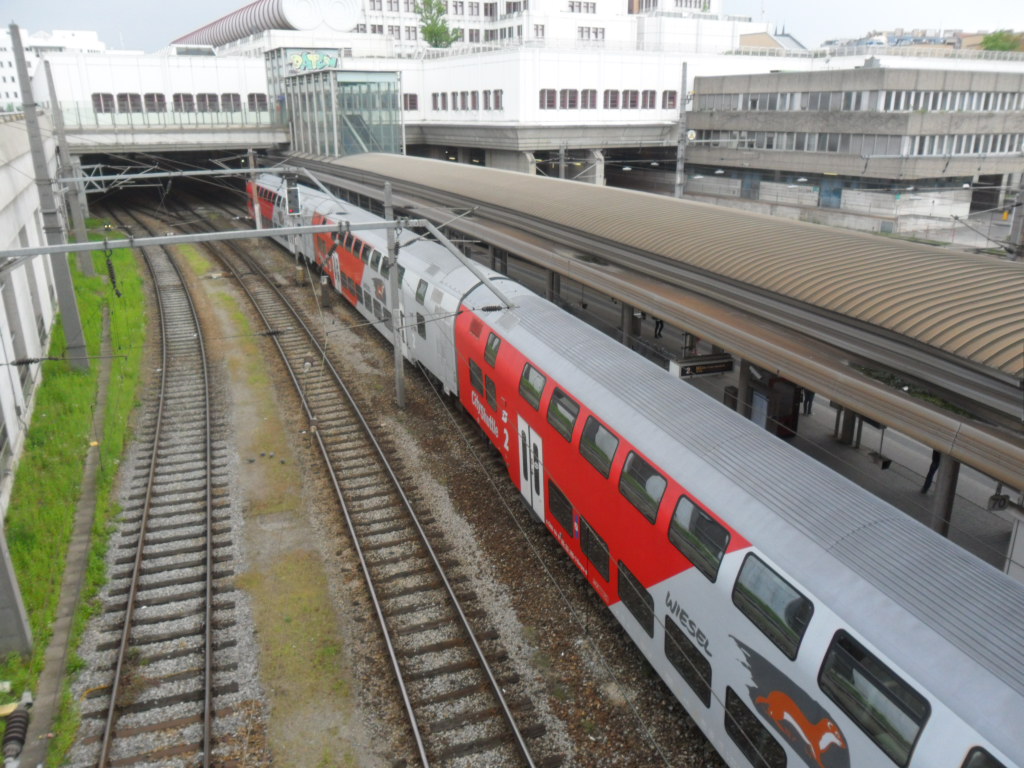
249, 172, 1024, 768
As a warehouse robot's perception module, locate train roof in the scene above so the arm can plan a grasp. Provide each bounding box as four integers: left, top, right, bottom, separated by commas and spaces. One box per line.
476, 289, 1024, 754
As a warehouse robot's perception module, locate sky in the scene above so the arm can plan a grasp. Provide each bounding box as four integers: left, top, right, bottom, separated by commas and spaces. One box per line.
3, 0, 1021, 52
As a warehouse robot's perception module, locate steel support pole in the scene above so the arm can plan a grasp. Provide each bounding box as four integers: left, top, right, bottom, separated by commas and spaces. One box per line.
385, 183, 405, 408
11, 23, 88, 371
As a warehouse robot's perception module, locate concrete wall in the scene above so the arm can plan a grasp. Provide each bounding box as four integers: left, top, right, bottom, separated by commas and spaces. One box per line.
0, 115, 58, 519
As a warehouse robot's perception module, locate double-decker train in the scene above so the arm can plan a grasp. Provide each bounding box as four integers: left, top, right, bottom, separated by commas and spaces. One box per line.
248, 170, 1024, 768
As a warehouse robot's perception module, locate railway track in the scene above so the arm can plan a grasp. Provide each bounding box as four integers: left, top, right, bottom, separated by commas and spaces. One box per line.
69, 205, 237, 768
171, 200, 560, 767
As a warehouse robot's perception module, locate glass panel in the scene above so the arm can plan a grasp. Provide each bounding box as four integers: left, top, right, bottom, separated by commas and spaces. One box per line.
547, 388, 580, 441
725, 688, 787, 768
519, 364, 546, 409
733, 554, 812, 659
416, 279, 428, 304
548, 480, 573, 533
469, 359, 484, 393
580, 416, 618, 477
665, 617, 712, 705
484, 332, 501, 365
962, 748, 1008, 768
618, 561, 654, 636
619, 452, 666, 523
580, 516, 610, 580
485, 376, 497, 410
819, 631, 929, 767
669, 497, 729, 581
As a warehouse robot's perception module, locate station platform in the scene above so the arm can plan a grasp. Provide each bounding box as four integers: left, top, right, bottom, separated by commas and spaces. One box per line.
628, 317, 1019, 576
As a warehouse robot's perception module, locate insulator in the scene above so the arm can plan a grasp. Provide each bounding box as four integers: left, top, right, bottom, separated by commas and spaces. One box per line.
2, 706, 29, 759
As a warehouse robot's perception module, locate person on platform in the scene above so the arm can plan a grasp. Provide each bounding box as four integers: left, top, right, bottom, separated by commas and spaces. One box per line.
801, 389, 815, 415
921, 450, 941, 493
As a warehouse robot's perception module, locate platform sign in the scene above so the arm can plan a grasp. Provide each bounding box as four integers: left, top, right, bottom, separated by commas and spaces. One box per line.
671, 354, 734, 378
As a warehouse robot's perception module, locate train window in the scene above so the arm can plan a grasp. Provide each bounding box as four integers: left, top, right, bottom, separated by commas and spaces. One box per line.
469, 359, 484, 394
415, 279, 428, 304
484, 332, 501, 365
485, 376, 497, 410
469, 318, 484, 338
819, 630, 929, 767
669, 497, 730, 582
519, 364, 547, 410
547, 480, 573, 534
665, 617, 712, 706
547, 388, 580, 441
370, 250, 383, 272
372, 300, 384, 321
363, 288, 373, 307
383, 308, 392, 331
732, 554, 813, 660
617, 561, 654, 636
962, 748, 1007, 768
580, 416, 618, 478
416, 313, 427, 339
579, 516, 610, 581
380, 257, 391, 278
724, 687, 787, 768
619, 452, 666, 523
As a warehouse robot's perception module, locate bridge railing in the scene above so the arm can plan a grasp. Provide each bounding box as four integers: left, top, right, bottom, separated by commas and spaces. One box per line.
58, 102, 286, 131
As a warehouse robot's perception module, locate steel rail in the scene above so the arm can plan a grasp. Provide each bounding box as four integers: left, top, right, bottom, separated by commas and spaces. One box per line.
96, 209, 215, 768
193, 209, 538, 767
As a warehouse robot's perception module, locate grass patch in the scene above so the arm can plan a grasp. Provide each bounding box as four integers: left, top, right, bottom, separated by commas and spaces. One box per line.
235, 550, 351, 761
176, 243, 214, 277
0, 227, 147, 764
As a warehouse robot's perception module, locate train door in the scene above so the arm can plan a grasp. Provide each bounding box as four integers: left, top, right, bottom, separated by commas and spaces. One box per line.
517, 416, 545, 522
330, 252, 341, 292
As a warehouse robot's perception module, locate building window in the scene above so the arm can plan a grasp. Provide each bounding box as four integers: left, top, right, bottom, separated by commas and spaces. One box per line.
115, 93, 142, 113
388, 24, 401, 37
403, 93, 418, 110
172, 93, 195, 113
662, 89, 677, 109
641, 89, 656, 108
484, 1, 497, 15
622, 89, 639, 108
603, 89, 619, 108
452, 0, 465, 11
370, 0, 382, 8
577, 26, 604, 39
539, 89, 556, 109
92, 93, 115, 113
581, 88, 597, 108
468, 28, 480, 41
559, 88, 578, 109
493, 89, 503, 109
405, 25, 418, 39
146, 93, 168, 112
534, 23, 545, 37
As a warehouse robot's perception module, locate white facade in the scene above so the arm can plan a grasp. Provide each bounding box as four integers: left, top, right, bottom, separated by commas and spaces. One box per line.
0, 115, 58, 516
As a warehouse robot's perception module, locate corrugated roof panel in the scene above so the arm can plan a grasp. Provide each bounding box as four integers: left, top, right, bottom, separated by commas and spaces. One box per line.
337, 154, 1024, 380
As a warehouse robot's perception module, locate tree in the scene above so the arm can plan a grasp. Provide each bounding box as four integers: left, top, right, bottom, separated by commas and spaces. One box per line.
981, 29, 1023, 51
416, 0, 459, 48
